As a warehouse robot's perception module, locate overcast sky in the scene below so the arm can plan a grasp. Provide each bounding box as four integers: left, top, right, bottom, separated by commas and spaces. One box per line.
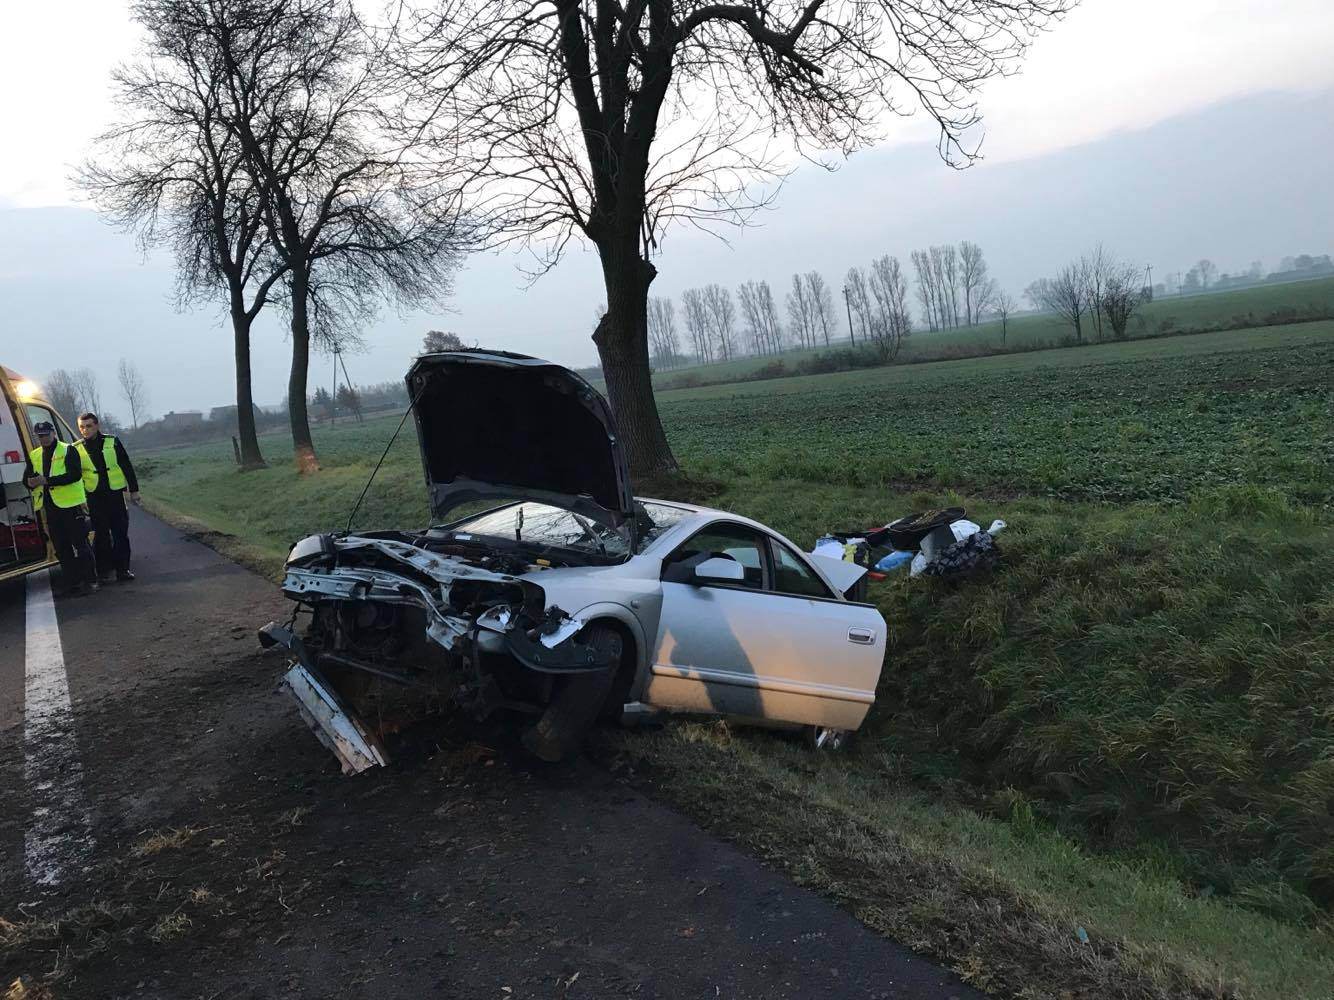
2, 1, 1332, 416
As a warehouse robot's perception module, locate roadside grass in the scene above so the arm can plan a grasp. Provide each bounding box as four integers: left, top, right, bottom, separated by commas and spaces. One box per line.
638, 274, 1334, 387
136, 320, 1334, 996
138, 411, 427, 574
606, 723, 1334, 1000
709, 479, 1334, 910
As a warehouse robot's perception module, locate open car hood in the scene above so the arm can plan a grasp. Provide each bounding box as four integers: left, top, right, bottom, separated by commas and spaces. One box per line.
407, 351, 634, 528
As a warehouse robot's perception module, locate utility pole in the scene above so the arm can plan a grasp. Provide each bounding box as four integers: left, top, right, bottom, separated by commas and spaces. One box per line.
843, 285, 856, 347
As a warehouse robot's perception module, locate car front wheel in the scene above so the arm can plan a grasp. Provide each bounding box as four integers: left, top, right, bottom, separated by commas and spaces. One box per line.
521, 624, 622, 762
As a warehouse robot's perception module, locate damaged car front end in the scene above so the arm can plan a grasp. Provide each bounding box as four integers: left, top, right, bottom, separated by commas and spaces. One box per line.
262, 350, 889, 774
260, 352, 643, 770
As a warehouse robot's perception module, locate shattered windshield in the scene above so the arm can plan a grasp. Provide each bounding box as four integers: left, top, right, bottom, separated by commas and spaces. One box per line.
449, 501, 689, 557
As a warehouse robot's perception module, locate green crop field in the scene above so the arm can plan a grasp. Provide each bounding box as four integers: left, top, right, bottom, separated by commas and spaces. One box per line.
635, 273, 1334, 388
139, 320, 1334, 999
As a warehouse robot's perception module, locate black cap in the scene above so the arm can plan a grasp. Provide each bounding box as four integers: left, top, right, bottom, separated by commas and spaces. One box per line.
33, 421, 56, 436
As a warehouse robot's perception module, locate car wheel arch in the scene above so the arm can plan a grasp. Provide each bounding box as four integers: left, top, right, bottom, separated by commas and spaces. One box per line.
574, 604, 647, 709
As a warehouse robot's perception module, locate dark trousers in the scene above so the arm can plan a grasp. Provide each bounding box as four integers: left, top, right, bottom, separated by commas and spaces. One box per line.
44, 503, 95, 586
87, 490, 132, 576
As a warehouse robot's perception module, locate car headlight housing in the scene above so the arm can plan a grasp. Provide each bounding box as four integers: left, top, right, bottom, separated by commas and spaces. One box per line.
286, 533, 335, 568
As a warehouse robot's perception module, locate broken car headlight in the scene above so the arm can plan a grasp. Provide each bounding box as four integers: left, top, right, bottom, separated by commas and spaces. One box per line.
286, 533, 336, 568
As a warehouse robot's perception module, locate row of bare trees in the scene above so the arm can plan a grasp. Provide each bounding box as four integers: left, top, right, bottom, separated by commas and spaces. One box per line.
87, 0, 1075, 476
1026, 246, 1146, 342
43, 360, 151, 432
846, 256, 913, 360
647, 244, 993, 371
910, 241, 998, 332
84, 0, 467, 472
650, 271, 837, 371
786, 273, 839, 350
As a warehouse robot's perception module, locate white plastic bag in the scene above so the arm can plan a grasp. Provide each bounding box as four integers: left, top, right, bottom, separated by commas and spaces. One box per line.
949, 519, 981, 542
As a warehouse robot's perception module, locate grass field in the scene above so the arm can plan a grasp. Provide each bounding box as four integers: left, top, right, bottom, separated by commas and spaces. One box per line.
139, 320, 1334, 999
639, 273, 1334, 388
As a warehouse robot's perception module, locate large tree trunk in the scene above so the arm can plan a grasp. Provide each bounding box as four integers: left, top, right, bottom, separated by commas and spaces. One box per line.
592, 243, 677, 477
230, 305, 266, 470
287, 269, 320, 474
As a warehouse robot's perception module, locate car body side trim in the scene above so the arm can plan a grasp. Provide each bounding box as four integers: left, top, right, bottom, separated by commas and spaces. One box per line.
648, 663, 875, 704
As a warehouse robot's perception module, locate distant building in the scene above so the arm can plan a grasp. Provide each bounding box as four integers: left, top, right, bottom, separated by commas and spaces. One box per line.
161, 410, 204, 428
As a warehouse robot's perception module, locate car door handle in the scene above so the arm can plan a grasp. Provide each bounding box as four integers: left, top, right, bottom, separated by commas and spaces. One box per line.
848, 627, 876, 645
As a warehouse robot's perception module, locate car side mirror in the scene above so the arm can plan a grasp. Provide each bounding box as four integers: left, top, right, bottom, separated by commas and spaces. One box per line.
693, 556, 745, 585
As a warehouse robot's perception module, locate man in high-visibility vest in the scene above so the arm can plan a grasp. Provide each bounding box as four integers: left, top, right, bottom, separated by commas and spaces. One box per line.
76, 412, 141, 583
24, 421, 98, 596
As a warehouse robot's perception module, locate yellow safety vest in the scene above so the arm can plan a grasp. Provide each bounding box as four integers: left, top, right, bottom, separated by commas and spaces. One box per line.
76, 435, 128, 492
29, 442, 88, 511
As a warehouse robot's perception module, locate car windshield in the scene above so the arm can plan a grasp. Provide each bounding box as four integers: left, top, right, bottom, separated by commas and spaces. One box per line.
449, 500, 689, 557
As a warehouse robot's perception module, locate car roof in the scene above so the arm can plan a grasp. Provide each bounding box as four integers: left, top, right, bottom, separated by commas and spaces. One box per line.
636, 497, 796, 546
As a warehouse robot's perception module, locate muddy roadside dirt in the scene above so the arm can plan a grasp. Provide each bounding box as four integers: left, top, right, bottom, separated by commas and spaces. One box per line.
0, 626, 981, 1000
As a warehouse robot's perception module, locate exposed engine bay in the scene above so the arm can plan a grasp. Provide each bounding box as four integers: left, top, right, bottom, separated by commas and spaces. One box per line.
260, 526, 629, 773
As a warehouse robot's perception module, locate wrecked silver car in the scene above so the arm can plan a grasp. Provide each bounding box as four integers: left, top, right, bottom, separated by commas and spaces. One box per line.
261, 351, 887, 772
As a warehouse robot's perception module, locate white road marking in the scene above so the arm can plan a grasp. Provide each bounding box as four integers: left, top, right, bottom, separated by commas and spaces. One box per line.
24, 570, 93, 886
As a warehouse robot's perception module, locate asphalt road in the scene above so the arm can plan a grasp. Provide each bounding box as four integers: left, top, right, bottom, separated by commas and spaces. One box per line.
0, 508, 986, 1000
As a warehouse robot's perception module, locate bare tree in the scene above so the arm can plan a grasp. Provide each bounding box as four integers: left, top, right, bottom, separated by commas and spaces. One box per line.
1024, 278, 1054, 312
204, 0, 468, 474
1195, 258, 1218, 290
994, 289, 1016, 344
844, 267, 876, 346
805, 272, 836, 346
1083, 244, 1112, 341
43, 370, 82, 424
911, 250, 939, 331
702, 284, 737, 361
397, 0, 1077, 474
71, 370, 103, 419
80, 0, 296, 468
117, 359, 149, 430
422, 330, 467, 353
867, 255, 911, 361
912, 245, 963, 331
937, 244, 961, 329
738, 281, 766, 356
785, 273, 816, 349
738, 280, 784, 356
757, 281, 784, 355
1101, 263, 1145, 340
959, 240, 990, 325
1044, 262, 1089, 342
681, 287, 712, 363
647, 297, 682, 369
974, 277, 999, 320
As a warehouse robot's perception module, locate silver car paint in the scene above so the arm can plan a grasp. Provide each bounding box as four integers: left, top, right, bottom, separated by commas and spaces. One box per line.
283, 499, 887, 731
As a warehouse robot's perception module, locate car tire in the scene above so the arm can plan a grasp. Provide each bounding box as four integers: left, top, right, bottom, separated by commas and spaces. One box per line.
808, 725, 851, 751
522, 624, 622, 763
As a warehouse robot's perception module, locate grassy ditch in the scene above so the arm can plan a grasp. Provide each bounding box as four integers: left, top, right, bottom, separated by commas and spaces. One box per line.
137, 321, 1334, 996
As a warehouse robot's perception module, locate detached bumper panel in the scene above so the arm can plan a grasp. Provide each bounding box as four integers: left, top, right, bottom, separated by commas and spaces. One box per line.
282, 662, 390, 775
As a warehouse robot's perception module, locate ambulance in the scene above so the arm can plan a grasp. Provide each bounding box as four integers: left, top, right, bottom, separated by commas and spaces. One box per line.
1, 366, 78, 583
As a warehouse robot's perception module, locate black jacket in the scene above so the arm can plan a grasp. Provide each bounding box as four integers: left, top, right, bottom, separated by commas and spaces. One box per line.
80, 433, 140, 494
